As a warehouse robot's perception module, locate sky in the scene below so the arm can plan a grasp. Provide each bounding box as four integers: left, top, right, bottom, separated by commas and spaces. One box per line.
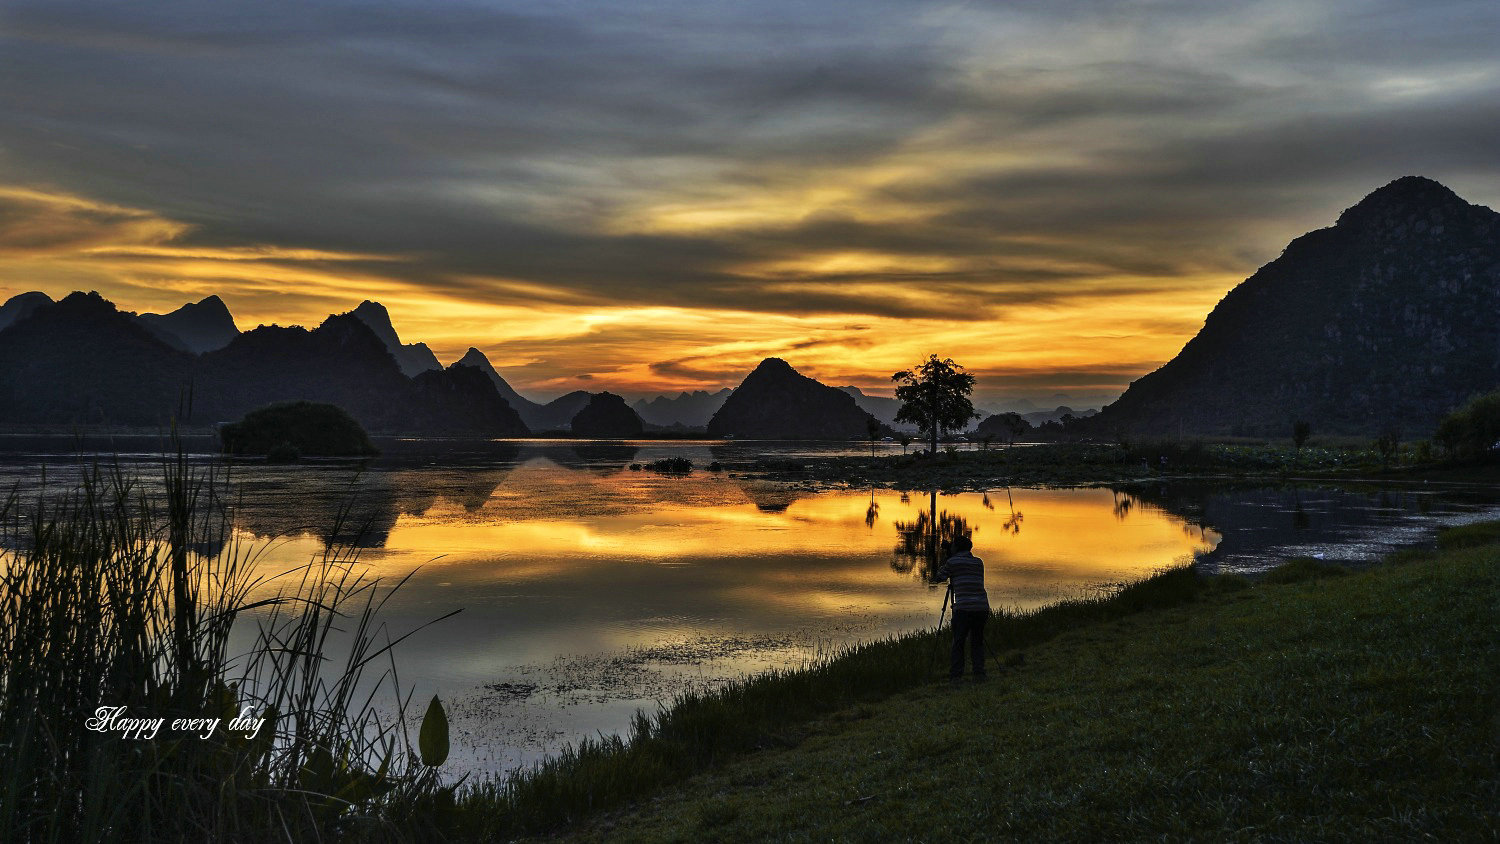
1, 0, 1497, 407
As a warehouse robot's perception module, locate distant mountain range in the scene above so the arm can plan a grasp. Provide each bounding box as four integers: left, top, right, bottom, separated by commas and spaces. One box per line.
6, 177, 1489, 441
139, 295, 241, 354
632, 389, 732, 428
1090, 176, 1500, 438
0, 292, 526, 436
2, 291, 243, 355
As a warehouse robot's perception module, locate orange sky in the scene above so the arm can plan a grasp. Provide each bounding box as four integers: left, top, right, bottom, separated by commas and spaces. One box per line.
3, 1, 1497, 406
0, 182, 1257, 405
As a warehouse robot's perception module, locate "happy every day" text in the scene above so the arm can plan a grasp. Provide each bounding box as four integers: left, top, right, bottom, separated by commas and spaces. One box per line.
85, 706, 267, 740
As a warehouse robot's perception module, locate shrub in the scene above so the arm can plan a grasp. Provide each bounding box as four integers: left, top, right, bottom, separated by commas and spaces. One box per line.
647, 457, 693, 474
1432, 390, 1500, 460
220, 401, 378, 457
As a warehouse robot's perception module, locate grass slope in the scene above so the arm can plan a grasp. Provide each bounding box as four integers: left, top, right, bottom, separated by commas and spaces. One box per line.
557, 536, 1499, 842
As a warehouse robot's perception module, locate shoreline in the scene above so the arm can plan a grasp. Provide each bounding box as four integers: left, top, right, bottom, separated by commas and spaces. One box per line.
462, 522, 1500, 841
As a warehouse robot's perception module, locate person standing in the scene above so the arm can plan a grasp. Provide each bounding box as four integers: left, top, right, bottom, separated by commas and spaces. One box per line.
936, 534, 989, 681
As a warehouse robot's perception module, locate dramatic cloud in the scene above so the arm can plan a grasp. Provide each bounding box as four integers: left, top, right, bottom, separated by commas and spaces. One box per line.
0, 0, 1496, 405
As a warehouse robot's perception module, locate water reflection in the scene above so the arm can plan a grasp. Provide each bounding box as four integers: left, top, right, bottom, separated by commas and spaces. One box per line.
2, 439, 1497, 776
891, 489, 976, 581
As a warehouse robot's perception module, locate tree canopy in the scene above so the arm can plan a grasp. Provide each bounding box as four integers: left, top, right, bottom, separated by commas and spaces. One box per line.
892, 355, 977, 454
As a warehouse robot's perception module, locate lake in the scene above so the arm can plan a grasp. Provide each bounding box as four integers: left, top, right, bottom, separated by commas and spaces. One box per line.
2, 436, 1497, 777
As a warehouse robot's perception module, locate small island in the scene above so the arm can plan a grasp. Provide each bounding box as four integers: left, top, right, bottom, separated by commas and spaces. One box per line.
219, 401, 379, 460
569, 391, 645, 438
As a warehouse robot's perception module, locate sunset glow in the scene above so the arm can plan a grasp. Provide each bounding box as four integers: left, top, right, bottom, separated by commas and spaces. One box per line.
2, 1, 1497, 406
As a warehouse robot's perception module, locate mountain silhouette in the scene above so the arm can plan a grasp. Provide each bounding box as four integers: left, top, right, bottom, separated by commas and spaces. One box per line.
451, 348, 591, 429
0, 291, 54, 333
0, 292, 528, 436
571, 391, 645, 438
535, 390, 595, 431
411, 363, 529, 436
350, 300, 442, 376
137, 295, 240, 354
631, 388, 732, 427
456, 347, 550, 427
193, 312, 415, 427
0, 291, 193, 426
1092, 176, 1500, 437
708, 358, 884, 439
836, 385, 906, 426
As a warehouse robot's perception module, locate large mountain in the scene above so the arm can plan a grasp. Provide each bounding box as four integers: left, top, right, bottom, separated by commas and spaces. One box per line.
571, 392, 645, 438
350, 300, 442, 376
410, 364, 528, 436
707, 358, 884, 440
193, 313, 419, 428
0, 291, 194, 426
1092, 176, 1500, 438
0, 291, 53, 333
137, 295, 240, 354
632, 389, 731, 427
0, 292, 528, 436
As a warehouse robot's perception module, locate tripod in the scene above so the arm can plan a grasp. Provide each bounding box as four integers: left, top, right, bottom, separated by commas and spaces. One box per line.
933, 583, 1008, 679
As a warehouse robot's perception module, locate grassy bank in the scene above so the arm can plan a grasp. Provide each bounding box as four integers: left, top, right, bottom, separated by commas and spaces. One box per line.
447, 565, 1317, 837
546, 528, 1499, 841
741, 440, 1493, 490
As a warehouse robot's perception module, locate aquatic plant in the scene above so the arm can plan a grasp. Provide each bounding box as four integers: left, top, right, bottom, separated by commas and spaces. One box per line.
0, 449, 452, 841
647, 457, 693, 474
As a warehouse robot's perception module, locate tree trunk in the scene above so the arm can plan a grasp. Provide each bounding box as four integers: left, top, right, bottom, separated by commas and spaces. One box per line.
929, 381, 939, 455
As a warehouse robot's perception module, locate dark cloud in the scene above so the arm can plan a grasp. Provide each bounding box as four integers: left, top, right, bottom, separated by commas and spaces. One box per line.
0, 0, 1497, 323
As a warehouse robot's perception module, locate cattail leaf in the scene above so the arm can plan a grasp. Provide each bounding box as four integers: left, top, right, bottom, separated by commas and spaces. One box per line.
418, 695, 449, 767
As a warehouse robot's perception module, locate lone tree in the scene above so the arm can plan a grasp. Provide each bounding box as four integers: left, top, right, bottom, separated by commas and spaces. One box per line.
892, 355, 978, 456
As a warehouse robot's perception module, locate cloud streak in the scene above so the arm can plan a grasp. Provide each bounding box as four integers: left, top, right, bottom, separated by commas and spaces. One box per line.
0, 0, 1497, 404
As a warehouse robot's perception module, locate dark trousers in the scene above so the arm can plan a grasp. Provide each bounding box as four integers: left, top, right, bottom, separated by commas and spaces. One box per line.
949, 609, 988, 678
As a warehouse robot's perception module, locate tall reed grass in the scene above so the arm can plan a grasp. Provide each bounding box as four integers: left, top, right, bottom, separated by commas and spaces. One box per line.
0, 449, 453, 842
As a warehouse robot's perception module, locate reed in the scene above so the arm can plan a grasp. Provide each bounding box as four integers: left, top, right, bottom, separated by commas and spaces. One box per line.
0, 448, 452, 842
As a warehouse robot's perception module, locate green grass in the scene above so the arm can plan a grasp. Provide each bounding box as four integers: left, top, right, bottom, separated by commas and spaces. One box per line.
541, 527, 1500, 842
1260, 556, 1350, 584
1438, 520, 1500, 550
448, 566, 1281, 838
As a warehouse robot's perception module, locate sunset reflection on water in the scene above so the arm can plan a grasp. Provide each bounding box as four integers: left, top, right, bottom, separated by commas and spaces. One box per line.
221, 454, 1217, 774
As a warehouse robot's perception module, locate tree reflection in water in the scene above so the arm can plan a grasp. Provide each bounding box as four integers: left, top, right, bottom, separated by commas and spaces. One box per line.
997, 487, 1023, 535
865, 488, 879, 529
891, 489, 976, 582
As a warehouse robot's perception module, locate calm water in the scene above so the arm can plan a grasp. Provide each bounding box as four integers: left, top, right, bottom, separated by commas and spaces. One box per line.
2, 436, 1497, 776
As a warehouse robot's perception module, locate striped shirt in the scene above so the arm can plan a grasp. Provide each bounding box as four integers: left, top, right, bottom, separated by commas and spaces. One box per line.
936, 552, 989, 612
